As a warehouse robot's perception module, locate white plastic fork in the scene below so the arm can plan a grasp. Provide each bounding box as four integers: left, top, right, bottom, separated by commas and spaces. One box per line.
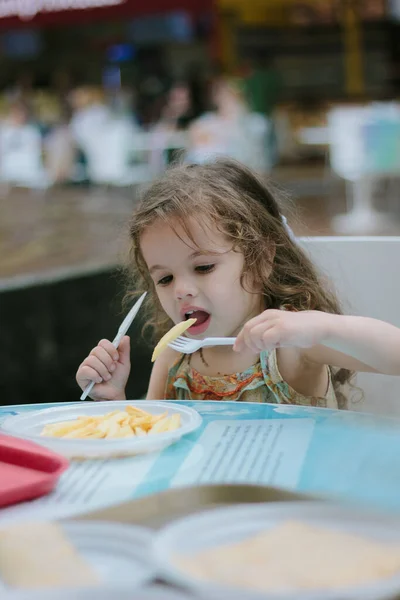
168, 336, 236, 354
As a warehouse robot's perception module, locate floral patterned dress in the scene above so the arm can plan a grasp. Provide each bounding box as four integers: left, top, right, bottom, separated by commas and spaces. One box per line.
164, 350, 338, 409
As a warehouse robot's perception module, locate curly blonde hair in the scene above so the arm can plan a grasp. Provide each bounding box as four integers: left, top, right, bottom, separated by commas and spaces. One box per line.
125, 159, 352, 408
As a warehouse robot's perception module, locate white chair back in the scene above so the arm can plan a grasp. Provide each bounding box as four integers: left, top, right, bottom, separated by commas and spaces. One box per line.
328, 103, 400, 182
300, 237, 400, 415
328, 106, 369, 182
363, 107, 400, 175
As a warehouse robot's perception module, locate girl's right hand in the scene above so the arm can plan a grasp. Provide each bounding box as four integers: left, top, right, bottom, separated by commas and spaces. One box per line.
76, 336, 131, 401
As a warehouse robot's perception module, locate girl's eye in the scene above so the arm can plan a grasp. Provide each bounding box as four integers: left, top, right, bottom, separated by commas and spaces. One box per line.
157, 275, 173, 286
195, 264, 215, 274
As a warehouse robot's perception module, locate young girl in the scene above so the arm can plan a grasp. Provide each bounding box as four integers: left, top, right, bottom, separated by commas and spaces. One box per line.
76, 159, 400, 409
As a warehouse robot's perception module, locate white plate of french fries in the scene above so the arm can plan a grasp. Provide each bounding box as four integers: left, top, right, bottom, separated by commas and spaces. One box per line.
1, 402, 202, 459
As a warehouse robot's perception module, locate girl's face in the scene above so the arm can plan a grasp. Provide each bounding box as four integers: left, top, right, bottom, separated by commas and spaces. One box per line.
141, 218, 263, 338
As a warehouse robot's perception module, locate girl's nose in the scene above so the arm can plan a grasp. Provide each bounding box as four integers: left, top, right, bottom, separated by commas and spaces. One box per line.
175, 277, 198, 300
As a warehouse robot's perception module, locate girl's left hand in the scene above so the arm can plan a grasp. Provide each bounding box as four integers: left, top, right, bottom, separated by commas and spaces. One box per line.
233, 310, 331, 353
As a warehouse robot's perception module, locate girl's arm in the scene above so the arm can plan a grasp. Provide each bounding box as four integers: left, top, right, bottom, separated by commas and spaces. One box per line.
305, 314, 400, 375
146, 346, 179, 400
234, 310, 400, 376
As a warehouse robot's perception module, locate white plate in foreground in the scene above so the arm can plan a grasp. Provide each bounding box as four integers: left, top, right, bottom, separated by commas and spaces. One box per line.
0, 401, 202, 459
5, 587, 189, 600
0, 521, 154, 593
153, 501, 400, 600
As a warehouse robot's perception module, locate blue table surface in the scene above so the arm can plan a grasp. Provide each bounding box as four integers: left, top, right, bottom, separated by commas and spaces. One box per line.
1, 400, 400, 515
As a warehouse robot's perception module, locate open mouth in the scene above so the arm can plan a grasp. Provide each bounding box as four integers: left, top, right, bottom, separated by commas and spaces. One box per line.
184, 310, 210, 326
184, 309, 211, 334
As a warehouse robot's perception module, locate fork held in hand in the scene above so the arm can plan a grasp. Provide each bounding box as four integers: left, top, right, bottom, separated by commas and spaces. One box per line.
168, 336, 236, 354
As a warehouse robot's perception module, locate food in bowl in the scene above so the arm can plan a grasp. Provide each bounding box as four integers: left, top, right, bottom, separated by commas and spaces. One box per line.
0, 521, 99, 588
41, 405, 181, 440
176, 520, 400, 592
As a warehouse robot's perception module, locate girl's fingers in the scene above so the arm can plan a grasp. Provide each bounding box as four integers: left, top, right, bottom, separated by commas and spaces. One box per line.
244, 309, 281, 330
261, 326, 281, 350
234, 322, 258, 352
245, 323, 272, 351
242, 328, 261, 353
83, 356, 113, 382
234, 312, 280, 352
116, 336, 131, 366
77, 365, 103, 386
89, 346, 116, 373
244, 322, 276, 353
76, 338, 130, 394
98, 338, 119, 361
233, 332, 244, 352
233, 309, 282, 352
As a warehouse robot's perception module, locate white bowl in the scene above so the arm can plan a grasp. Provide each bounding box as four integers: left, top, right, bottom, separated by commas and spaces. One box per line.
0, 521, 154, 594
4, 587, 189, 600
1, 401, 202, 459
153, 501, 400, 600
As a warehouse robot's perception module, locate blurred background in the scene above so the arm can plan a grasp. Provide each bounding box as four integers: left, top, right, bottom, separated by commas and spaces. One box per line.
1, 0, 400, 406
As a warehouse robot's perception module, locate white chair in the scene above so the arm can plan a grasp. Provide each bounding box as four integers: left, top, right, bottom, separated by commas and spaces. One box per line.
300, 236, 400, 415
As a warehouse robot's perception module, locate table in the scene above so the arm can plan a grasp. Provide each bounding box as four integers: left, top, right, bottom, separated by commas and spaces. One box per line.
2, 400, 400, 523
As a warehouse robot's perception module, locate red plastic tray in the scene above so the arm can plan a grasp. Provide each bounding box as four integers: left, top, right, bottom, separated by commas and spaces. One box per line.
0, 433, 69, 508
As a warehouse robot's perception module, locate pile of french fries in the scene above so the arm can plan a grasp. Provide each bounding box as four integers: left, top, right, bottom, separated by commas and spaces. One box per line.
41, 405, 181, 440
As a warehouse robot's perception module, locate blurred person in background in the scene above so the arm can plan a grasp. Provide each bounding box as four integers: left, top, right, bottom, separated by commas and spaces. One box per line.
160, 82, 194, 130
0, 99, 48, 187
136, 71, 168, 128
150, 80, 199, 173
68, 86, 111, 184
187, 77, 271, 173
109, 85, 139, 123
44, 104, 75, 184
243, 52, 282, 167
243, 52, 281, 119
69, 84, 144, 187
68, 86, 110, 152
5, 70, 35, 105
52, 69, 73, 104
32, 89, 62, 137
